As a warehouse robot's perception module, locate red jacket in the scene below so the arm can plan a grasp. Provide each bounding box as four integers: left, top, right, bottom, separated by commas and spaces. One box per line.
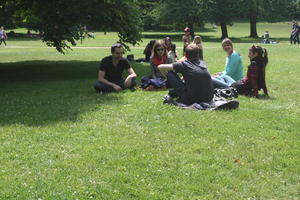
242, 57, 268, 97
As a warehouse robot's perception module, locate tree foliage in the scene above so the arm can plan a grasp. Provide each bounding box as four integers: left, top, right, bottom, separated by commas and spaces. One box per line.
0, 0, 143, 53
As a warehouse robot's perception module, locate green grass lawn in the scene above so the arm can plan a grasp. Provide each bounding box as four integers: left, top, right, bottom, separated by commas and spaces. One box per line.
0, 22, 299, 200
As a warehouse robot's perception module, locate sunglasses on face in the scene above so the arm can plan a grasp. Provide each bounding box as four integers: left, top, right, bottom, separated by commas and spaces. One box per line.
156, 48, 164, 52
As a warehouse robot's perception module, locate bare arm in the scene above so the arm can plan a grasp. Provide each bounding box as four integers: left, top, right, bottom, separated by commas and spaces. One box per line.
158, 64, 174, 77
124, 67, 137, 88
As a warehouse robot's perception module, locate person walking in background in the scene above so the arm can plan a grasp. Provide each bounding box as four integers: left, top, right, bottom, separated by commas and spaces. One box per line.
182, 27, 191, 55
0, 26, 8, 46
290, 20, 299, 44
293, 21, 300, 44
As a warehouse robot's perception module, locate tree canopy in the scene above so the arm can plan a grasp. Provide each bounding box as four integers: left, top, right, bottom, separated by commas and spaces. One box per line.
0, 0, 143, 53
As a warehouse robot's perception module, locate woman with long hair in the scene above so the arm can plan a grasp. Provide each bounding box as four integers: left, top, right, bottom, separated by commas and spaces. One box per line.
150, 40, 172, 79
232, 45, 269, 97
192, 35, 203, 60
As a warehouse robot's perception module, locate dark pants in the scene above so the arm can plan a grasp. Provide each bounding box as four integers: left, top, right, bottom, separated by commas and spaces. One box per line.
94, 78, 136, 93
290, 34, 299, 44
166, 72, 187, 103
0, 38, 6, 46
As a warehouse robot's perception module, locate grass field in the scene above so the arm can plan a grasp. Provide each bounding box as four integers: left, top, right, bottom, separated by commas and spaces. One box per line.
0, 22, 299, 200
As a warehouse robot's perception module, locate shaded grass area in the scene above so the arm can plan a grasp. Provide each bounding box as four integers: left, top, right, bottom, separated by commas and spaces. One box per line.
0, 22, 300, 199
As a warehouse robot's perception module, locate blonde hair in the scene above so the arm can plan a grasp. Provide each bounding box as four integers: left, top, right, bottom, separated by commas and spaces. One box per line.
192, 35, 203, 50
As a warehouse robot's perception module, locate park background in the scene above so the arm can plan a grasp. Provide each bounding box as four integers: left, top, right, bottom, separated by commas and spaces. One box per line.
0, 1, 300, 199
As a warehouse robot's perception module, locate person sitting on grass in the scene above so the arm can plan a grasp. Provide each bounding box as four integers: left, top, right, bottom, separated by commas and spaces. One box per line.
163, 37, 172, 52
143, 40, 156, 62
150, 40, 174, 79
232, 45, 269, 98
93, 43, 137, 93
141, 40, 174, 90
168, 44, 178, 63
212, 38, 243, 88
192, 35, 203, 59
158, 44, 214, 105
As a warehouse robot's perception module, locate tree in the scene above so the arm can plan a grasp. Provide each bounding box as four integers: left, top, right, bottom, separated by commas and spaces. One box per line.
1, 0, 143, 53
160, 0, 206, 35
240, 0, 291, 38
206, 0, 241, 39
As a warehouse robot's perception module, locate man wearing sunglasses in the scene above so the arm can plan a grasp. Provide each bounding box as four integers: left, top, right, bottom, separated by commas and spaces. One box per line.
94, 43, 137, 93
158, 44, 214, 105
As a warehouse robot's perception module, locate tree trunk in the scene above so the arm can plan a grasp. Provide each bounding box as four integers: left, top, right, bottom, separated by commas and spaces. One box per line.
250, 12, 258, 38
220, 22, 228, 39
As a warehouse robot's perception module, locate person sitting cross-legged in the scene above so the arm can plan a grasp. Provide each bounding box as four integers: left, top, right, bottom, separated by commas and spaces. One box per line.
232, 45, 269, 98
212, 38, 243, 89
158, 44, 214, 105
94, 43, 137, 93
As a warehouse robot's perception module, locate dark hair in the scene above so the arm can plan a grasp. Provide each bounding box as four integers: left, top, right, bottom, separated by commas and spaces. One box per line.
111, 43, 124, 53
185, 44, 200, 60
170, 44, 176, 52
151, 40, 168, 59
250, 45, 268, 67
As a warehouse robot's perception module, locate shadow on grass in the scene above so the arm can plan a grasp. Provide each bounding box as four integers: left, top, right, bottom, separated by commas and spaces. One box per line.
0, 60, 149, 126
142, 33, 289, 44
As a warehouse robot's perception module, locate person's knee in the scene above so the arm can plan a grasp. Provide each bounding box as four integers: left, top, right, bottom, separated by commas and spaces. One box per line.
94, 81, 112, 93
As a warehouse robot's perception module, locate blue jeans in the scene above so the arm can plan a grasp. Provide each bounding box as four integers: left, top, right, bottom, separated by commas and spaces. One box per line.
166, 71, 187, 103
212, 75, 236, 89
94, 78, 136, 93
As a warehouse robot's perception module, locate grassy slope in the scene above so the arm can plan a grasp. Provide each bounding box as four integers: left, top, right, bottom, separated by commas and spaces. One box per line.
0, 23, 299, 200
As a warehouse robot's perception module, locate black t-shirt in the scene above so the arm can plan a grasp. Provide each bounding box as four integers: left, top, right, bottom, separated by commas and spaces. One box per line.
99, 56, 131, 82
173, 60, 213, 104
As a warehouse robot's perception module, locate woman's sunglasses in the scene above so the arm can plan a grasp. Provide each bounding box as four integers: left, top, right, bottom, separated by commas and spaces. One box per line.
156, 48, 164, 52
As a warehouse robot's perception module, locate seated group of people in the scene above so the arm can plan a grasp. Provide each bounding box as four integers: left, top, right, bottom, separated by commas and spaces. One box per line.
93, 37, 269, 107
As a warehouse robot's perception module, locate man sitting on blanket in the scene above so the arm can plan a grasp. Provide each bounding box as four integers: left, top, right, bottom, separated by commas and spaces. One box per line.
94, 43, 137, 93
158, 44, 214, 105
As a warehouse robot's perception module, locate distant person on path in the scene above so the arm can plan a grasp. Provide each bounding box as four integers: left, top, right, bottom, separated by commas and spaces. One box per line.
212, 38, 243, 88
158, 44, 214, 105
94, 43, 137, 93
0, 26, 8, 46
232, 45, 269, 98
290, 21, 300, 44
182, 27, 192, 55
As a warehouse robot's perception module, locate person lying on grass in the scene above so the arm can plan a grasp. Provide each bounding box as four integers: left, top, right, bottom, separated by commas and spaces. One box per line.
158, 44, 214, 105
212, 38, 243, 89
232, 45, 269, 98
93, 43, 137, 93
